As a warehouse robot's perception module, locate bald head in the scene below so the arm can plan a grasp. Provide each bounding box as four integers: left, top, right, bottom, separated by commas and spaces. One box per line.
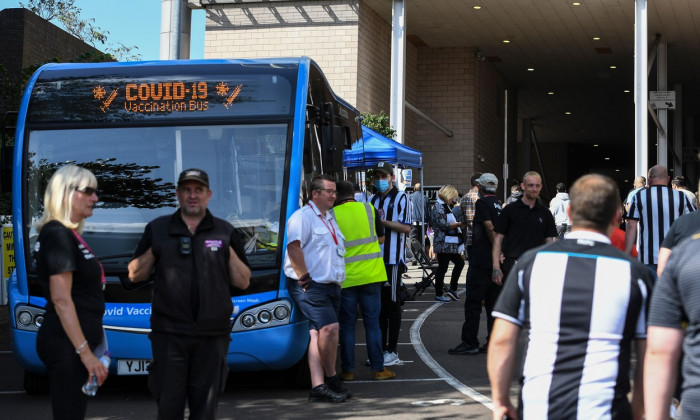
414, 183, 421, 191
648, 165, 669, 186
633, 176, 646, 188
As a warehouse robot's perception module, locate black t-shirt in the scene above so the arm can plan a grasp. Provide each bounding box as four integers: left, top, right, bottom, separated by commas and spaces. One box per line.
35, 220, 105, 341
660, 211, 700, 249
494, 198, 557, 259
472, 195, 502, 269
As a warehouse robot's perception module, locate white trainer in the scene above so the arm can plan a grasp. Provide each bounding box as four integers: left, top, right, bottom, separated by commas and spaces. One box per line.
383, 351, 400, 366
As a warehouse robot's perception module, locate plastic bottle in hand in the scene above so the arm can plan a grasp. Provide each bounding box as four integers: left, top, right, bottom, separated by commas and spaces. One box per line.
81, 352, 111, 396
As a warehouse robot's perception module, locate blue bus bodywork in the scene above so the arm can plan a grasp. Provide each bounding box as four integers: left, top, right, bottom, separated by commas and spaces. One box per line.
8, 58, 361, 391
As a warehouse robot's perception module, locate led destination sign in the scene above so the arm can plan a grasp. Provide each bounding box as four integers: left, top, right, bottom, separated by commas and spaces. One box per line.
27, 68, 295, 123
93, 81, 243, 114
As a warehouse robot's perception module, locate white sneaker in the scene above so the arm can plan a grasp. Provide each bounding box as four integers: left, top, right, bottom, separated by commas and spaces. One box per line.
383, 351, 400, 366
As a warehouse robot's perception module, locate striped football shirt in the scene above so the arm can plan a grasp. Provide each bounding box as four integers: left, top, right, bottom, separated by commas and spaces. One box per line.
493, 231, 652, 419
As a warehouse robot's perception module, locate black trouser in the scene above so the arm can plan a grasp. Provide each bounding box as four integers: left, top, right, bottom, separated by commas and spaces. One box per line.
149, 332, 230, 420
435, 252, 464, 296
461, 266, 500, 346
380, 264, 403, 353
37, 326, 90, 420
409, 224, 428, 250
500, 257, 518, 280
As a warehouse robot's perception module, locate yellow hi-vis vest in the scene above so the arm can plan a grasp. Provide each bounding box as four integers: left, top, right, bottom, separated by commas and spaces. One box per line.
331, 202, 387, 288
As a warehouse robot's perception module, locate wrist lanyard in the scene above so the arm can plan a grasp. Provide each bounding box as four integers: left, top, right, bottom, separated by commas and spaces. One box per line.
308, 202, 338, 245
72, 230, 106, 285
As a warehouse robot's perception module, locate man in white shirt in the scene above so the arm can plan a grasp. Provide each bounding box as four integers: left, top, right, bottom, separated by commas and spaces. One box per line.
549, 182, 571, 240
284, 175, 349, 403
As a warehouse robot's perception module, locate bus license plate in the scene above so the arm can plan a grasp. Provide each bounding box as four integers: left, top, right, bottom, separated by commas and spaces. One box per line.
117, 359, 151, 375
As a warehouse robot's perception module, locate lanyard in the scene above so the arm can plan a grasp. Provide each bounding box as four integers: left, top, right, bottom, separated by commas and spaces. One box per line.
308, 202, 338, 245
72, 230, 106, 285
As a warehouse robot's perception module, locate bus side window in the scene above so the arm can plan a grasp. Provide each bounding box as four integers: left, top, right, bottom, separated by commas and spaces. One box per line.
302, 103, 323, 205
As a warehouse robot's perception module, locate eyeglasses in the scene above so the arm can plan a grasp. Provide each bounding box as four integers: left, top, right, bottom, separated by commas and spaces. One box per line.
317, 188, 337, 196
75, 186, 97, 196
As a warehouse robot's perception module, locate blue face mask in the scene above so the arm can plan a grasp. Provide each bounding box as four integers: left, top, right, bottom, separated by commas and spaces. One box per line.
374, 179, 390, 193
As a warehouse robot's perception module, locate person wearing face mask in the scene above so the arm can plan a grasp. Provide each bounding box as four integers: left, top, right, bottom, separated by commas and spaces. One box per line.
369, 161, 412, 367
429, 185, 465, 302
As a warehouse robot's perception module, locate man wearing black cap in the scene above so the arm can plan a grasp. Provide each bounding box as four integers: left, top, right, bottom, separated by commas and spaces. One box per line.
449, 173, 502, 355
369, 161, 411, 366
129, 168, 251, 419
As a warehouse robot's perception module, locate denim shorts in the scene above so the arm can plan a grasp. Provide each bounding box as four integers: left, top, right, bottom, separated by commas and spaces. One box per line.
288, 279, 341, 330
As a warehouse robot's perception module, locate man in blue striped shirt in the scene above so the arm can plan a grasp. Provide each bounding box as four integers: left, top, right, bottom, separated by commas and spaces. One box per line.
625, 165, 695, 280
488, 174, 653, 420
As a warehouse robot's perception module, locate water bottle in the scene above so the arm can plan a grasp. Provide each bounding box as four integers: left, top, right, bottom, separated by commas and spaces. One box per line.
81, 352, 111, 396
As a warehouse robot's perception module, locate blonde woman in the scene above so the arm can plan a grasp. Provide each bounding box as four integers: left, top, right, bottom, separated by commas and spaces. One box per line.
34, 165, 108, 419
428, 185, 465, 302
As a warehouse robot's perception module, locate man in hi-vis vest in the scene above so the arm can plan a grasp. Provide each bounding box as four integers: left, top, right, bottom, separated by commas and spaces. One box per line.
332, 181, 396, 381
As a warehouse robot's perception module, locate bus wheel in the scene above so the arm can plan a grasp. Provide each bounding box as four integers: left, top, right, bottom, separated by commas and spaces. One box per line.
24, 370, 49, 395
286, 352, 311, 389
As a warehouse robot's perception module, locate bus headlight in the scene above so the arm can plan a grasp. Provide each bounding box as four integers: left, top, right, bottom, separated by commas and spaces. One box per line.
273, 305, 289, 320
257, 310, 272, 324
14, 305, 46, 332
18, 311, 33, 327
241, 314, 256, 328
232, 300, 292, 332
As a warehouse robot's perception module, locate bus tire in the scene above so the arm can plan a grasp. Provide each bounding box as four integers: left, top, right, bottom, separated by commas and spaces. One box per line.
286, 353, 311, 389
24, 370, 49, 395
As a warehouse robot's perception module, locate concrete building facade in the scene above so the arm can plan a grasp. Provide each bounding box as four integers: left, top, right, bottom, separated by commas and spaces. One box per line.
203, 0, 517, 195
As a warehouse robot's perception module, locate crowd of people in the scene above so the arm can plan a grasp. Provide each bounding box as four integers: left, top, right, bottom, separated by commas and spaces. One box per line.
35, 160, 700, 418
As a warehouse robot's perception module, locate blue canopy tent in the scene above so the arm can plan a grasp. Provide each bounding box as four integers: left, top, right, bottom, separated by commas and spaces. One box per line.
343, 125, 423, 170
343, 125, 426, 231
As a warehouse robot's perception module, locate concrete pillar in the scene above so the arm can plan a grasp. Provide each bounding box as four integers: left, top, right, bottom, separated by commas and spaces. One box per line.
160, 0, 191, 60
634, 0, 649, 177
657, 40, 667, 167
390, 0, 406, 144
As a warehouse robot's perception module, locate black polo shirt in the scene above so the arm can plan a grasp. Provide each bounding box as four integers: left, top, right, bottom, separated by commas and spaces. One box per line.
494, 198, 557, 259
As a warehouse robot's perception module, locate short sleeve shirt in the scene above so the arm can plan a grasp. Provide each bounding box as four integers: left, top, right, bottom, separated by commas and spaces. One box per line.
660, 211, 700, 250
471, 195, 502, 269
283, 202, 346, 285
494, 199, 557, 259
370, 188, 410, 265
493, 231, 651, 418
34, 220, 105, 340
649, 234, 700, 396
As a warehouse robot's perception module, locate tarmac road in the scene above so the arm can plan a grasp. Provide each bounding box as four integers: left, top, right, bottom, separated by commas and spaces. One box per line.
0, 263, 517, 419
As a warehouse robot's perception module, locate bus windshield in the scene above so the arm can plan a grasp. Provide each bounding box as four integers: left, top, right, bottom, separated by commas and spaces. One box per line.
25, 123, 288, 271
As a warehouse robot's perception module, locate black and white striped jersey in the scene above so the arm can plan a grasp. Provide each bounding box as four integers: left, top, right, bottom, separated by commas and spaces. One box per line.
493, 231, 653, 419
370, 188, 410, 265
649, 233, 700, 413
627, 185, 695, 264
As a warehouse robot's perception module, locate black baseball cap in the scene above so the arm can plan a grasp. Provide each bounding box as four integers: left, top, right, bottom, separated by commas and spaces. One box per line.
178, 168, 209, 187
374, 161, 394, 176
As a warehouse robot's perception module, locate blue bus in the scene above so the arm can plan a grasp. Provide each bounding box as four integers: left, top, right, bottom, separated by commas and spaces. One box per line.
7, 57, 362, 393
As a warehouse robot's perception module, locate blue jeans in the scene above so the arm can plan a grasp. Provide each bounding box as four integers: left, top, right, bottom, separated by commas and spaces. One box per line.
339, 282, 384, 372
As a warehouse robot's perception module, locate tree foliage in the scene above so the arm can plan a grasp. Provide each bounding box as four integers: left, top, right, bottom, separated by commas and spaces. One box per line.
361, 110, 396, 139
28, 158, 177, 215
20, 0, 140, 61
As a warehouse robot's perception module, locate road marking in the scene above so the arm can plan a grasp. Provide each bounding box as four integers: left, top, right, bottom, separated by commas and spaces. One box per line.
346, 378, 443, 384
410, 295, 494, 411
354, 342, 417, 347
412, 398, 466, 406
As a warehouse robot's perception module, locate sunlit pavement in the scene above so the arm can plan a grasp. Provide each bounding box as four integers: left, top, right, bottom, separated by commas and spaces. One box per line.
0, 262, 522, 419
